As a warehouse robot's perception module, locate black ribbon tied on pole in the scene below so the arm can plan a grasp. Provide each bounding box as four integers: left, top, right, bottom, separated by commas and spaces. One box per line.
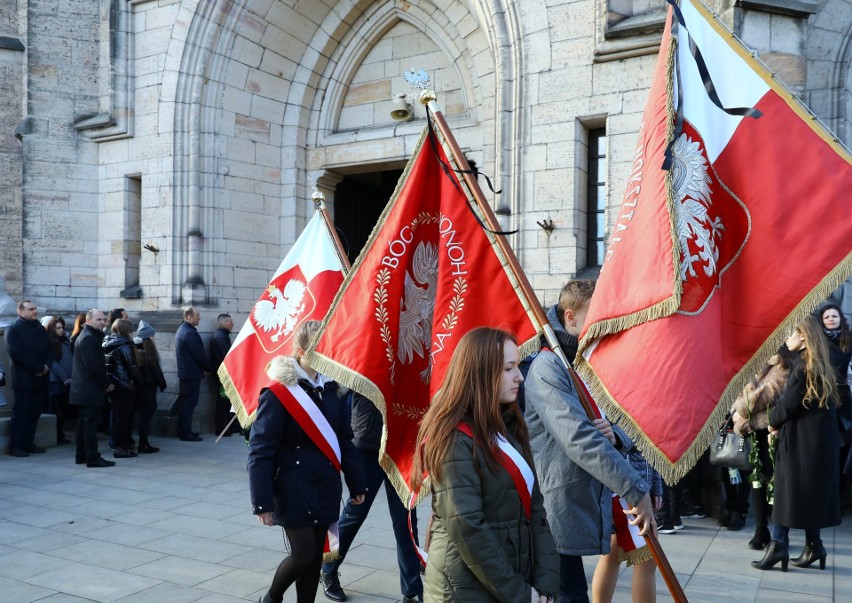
662, 0, 763, 170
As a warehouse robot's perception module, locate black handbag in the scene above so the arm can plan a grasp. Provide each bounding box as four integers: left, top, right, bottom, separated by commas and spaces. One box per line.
709, 415, 751, 471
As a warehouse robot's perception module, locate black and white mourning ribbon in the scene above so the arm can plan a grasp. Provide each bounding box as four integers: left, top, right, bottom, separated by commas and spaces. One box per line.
425, 105, 517, 236
662, 0, 763, 170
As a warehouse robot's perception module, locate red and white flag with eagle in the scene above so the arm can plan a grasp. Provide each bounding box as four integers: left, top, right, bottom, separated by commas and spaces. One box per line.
305, 128, 541, 501
577, 0, 852, 482
219, 212, 345, 427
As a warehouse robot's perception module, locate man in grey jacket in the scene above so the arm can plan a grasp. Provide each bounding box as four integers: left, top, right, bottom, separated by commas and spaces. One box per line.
525, 280, 655, 603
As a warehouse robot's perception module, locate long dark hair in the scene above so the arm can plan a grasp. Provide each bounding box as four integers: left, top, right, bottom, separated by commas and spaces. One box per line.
797, 316, 837, 409
411, 327, 529, 489
819, 303, 851, 352
46, 316, 67, 361
111, 318, 133, 339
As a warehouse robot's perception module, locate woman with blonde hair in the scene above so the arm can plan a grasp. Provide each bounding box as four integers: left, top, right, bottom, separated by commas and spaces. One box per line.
249, 320, 365, 603
752, 315, 841, 572
412, 327, 558, 602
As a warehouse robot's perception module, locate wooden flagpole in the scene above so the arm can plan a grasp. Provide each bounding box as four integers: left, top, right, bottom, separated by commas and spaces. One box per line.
418, 88, 688, 603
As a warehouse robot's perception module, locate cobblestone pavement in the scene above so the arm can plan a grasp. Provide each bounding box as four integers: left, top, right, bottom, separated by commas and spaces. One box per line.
1, 436, 850, 602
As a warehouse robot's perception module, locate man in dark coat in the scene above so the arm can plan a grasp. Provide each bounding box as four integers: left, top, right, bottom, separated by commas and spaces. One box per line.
4, 300, 52, 457
209, 313, 235, 436
70, 309, 116, 467
175, 306, 212, 441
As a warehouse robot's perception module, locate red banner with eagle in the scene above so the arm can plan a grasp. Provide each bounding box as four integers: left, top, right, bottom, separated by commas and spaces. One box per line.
304, 128, 541, 500
219, 211, 346, 427
576, 0, 852, 482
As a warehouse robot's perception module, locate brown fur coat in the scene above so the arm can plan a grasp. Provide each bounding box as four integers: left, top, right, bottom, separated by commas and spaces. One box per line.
731, 354, 790, 434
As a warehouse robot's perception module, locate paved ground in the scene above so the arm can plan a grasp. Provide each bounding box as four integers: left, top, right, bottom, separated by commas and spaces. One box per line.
1, 435, 850, 602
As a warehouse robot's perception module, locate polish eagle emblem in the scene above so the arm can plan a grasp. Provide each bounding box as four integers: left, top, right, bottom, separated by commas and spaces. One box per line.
252, 279, 307, 343
397, 242, 438, 375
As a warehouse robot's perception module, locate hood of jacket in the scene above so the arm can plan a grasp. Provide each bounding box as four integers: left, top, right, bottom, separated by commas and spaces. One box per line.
103, 334, 132, 352
545, 303, 579, 365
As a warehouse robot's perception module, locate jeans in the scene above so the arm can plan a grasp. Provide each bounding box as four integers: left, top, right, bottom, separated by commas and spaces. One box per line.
322, 447, 423, 598
558, 554, 589, 603
770, 524, 821, 546
178, 378, 201, 438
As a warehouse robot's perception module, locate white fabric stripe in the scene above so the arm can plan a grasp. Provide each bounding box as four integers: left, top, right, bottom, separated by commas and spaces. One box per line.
495, 433, 534, 497
676, 0, 769, 163
614, 492, 645, 549
287, 383, 341, 463
230, 212, 343, 349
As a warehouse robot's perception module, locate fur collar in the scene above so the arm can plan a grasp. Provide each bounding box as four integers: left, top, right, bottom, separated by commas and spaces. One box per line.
265, 355, 344, 394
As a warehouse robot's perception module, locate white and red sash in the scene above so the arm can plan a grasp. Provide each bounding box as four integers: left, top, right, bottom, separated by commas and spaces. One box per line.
410, 423, 536, 564
267, 380, 342, 557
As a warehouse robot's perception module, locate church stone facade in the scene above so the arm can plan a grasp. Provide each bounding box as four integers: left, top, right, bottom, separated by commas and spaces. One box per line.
1, 0, 850, 429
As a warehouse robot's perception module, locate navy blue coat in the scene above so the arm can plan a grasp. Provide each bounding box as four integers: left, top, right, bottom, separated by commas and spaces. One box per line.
247, 358, 366, 528
4, 317, 51, 391
175, 321, 211, 380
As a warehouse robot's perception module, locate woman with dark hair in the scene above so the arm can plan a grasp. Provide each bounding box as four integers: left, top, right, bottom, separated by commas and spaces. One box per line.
412, 327, 558, 602
249, 320, 366, 603
752, 316, 841, 572
46, 317, 73, 444
70, 313, 86, 347
134, 320, 167, 453
103, 318, 142, 458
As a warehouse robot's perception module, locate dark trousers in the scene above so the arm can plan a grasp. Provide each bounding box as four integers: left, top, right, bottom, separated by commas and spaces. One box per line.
10, 387, 46, 450
49, 385, 70, 441
722, 470, 752, 514
177, 378, 201, 438
137, 384, 157, 445
213, 377, 233, 434
322, 447, 423, 598
75, 405, 102, 461
657, 480, 684, 525
109, 388, 136, 449
558, 553, 589, 603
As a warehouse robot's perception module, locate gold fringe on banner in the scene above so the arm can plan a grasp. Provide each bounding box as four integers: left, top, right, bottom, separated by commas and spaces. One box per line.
621, 544, 654, 567
217, 364, 255, 430
578, 251, 852, 485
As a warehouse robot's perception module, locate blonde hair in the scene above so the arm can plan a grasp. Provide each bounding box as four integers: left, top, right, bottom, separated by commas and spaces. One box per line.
557, 280, 596, 325
411, 328, 529, 490
292, 320, 321, 356
797, 315, 837, 409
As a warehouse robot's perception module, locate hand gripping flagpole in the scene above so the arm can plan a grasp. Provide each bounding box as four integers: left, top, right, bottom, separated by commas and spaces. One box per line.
412, 78, 688, 603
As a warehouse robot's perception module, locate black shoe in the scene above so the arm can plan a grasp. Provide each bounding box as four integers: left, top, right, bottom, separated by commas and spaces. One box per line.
87, 456, 116, 468
180, 435, 203, 442
257, 592, 278, 603
9, 448, 30, 458
727, 512, 746, 532
320, 571, 347, 601
748, 528, 771, 550
138, 443, 160, 453
718, 510, 732, 527
57, 436, 71, 445
751, 540, 788, 571
790, 541, 827, 569
114, 448, 137, 458
25, 444, 46, 454
75, 456, 86, 464
402, 596, 423, 603
683, 506, 707, 519
658, 522, 677, 534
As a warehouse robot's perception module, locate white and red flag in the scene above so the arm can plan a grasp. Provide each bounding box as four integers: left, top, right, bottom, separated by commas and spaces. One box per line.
219, 211, 345, 427
305, 128, 541, 500
577, 0, 852, 482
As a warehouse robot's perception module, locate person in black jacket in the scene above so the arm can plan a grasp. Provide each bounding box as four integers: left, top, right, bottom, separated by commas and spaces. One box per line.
4, 300, 52, 457
175, 306, 212, 441
320, 392, 423, 602
134, 320, 167, 453
752, 316, 841, 572
249, 320, 366, 603
209, 313, 236, 436
103, 319, 143, 458
70, 309, 116, 467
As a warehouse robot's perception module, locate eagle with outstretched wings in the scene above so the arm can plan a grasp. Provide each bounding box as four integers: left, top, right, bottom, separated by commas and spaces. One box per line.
397, 242, 438, 374
252, 279, 307, 342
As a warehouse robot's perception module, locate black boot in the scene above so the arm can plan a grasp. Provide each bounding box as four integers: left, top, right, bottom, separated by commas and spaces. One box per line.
751, 540, 788, 571
748, 526, 771, 550
790, 541, 827, 569
727, 511, 746, 531
257, 592, 279, 603
320, 571, 347, 602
